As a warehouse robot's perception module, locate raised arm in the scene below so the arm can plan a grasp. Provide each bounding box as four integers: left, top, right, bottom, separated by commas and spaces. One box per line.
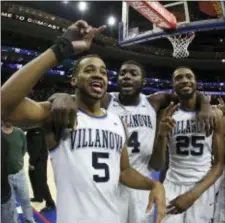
149, 102, 179, 171
7, 99, 51, 129
1, 50, 57, 120
1, 20, 105, 128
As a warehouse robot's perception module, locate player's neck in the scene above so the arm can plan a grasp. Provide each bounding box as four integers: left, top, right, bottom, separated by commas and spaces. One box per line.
118, 93, 141, 106
179, 93, 197, 111
76, 92, 104, 117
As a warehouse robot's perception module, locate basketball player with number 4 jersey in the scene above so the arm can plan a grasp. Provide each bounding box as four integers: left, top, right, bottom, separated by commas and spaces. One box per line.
105, 61, 168, 223
107, 91, 157, 223
150, 66, 224, 223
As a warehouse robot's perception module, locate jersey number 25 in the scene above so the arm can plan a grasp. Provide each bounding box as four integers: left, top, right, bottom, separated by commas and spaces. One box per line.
176, 135, 205, 156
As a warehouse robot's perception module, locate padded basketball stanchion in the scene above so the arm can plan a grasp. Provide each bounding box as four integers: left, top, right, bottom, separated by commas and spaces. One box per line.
167, 32, 195, 59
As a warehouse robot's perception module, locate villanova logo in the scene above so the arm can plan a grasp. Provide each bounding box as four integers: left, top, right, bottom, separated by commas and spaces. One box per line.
70, 128, 123, 153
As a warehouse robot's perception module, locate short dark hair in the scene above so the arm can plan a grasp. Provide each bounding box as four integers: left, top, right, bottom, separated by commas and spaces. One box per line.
121, 60, 146, 78
172, 66, 195, 79
71, 54, 102, 77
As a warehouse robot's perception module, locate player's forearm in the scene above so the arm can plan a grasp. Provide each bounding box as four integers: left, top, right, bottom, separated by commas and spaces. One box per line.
1, 49, 57, 118
148, 134, 168, 171
191, 162, 223, 199
148, 92, 178, 112
196, 92, 211, 108
191, 127, 224, 198
120, 167, 156, 190
48, 93, 75, 102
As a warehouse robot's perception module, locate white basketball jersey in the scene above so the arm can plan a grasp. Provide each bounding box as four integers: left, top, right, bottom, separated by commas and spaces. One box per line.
50, 109, 126, 223
166, 109, 213, 184
107, 92, 157, 176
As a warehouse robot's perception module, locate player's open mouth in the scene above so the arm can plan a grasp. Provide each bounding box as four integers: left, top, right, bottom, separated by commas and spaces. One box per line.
90, 81, 103, 93
180, 85, 191, 91
121, 82, 133, 90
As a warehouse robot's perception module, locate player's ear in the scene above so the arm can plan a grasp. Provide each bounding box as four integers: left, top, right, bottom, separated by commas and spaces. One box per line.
70, 77, 77, 87
143, 78, 147, 86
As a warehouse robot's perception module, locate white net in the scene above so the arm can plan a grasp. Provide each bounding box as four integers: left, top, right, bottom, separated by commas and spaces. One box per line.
167, 32, 196, 59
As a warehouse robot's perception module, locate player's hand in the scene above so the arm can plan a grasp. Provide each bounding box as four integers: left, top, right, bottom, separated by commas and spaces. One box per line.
158, 102, 179, 137
49, 93, 77, 136
166, 191, 197, 215
196, 103, 216, 135
218, 97, 225, 116
63, 20, 106, 52
146, 182, 166, 223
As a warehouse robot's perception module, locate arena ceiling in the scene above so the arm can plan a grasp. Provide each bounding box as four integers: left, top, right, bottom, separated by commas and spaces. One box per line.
12, 1, 225, 53
2, 1, 225, 79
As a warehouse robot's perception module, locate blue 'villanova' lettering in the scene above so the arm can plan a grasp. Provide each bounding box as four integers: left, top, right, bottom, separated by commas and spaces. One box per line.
120, 114, 152, 128
171, 119, 212, 136
70, 128, 123, 152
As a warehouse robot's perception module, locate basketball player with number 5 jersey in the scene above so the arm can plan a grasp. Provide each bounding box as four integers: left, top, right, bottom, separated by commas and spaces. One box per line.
150, 66, 224, 223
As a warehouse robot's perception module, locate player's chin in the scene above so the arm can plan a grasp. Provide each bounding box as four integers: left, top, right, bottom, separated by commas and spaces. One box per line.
120, 89, 135, 96
89, 92, 105, 99
179, 91, 195, 100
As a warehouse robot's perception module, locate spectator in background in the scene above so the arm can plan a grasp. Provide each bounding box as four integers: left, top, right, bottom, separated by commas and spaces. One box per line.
1, 130, 18, 223
26, 128, 55, 212
2, 121, 35, 223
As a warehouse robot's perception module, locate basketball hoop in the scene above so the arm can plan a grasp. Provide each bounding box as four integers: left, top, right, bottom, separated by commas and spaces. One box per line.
167, 32, 195, 59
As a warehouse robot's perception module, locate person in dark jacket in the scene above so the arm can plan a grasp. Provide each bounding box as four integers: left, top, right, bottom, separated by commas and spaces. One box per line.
2, 121, 35, 223
1, 130, 18, 223
26, 127, 55, 211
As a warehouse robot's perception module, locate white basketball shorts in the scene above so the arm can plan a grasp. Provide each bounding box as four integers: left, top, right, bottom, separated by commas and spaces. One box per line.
162, 179, 217, 223
117, 184, 154, 223
214, 168, 225, 223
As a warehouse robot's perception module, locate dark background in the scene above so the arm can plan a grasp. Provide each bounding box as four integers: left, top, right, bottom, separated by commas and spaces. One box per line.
1, 1, 225, 102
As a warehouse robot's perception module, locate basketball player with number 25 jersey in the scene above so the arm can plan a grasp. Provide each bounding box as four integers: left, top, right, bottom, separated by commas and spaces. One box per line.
150, 67, 224, 223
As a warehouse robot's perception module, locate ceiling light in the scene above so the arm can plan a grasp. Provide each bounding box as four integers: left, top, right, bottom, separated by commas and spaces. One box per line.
78, 2, 87, 12
107, 16, 116, 26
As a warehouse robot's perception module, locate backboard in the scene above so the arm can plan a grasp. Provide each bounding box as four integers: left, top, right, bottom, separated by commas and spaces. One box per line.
119, 1, 225, 47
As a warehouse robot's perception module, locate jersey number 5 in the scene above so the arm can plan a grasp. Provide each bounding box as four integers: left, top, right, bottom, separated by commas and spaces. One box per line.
128, 131, 140, 153
92, 152, 110, 183
176, 135, 205, 156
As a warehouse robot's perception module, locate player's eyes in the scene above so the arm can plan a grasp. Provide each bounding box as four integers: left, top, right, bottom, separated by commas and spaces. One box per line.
101, 70, 107, 76
84, 68, 93, 73
131, 72, 138, 76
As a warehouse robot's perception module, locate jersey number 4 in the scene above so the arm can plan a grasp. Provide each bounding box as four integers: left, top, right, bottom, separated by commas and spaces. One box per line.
176, 135, 205, 156
128, 131, 140, 153
92, 152, 109, 183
